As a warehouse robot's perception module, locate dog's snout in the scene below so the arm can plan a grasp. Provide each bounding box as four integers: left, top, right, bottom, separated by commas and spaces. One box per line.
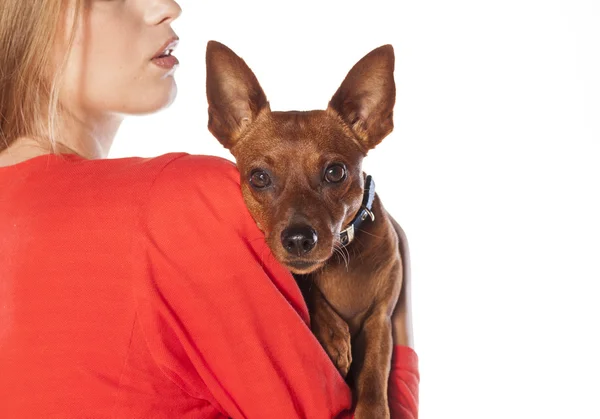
281, 225, 318, 256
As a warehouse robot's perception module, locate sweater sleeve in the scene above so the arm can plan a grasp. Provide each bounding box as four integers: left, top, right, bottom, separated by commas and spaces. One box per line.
134, 154, 418, 419
389, 345, 420, 419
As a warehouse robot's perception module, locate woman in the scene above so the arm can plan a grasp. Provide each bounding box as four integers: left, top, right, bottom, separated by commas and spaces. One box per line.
0, 1, 419, 418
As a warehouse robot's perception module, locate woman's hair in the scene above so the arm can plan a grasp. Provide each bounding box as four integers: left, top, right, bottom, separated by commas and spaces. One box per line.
0, 0, 81, 152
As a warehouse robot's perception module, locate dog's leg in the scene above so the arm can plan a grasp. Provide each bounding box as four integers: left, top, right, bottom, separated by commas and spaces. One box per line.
352, 312, 393, 419
307, 285, 353, 378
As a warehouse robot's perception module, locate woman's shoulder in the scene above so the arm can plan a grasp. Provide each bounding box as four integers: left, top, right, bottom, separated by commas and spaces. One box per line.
138, 152, 254, 235
142, 152, 242, 202
148, 152, 240, 187
88, 152, 242, 201
99, 152, 237, 182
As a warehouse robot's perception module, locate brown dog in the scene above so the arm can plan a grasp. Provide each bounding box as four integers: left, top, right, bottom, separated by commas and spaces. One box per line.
206, 41, 405, 418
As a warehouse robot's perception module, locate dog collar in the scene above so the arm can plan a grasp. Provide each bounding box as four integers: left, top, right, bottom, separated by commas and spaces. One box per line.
339, 175, 376, 247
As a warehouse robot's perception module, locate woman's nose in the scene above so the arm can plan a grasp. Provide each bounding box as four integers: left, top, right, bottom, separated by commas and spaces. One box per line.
145, 0, 182, 26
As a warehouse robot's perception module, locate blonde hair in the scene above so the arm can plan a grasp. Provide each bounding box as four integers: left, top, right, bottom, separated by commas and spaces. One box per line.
0, 0, 81, 153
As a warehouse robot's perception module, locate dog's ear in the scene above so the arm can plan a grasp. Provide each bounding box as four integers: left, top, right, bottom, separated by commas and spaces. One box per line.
328, 45, 395, 151
206, 41, 269, 149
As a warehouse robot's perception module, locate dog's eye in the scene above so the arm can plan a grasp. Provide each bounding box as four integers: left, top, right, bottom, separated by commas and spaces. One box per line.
324, 164, 347, 183
249, 170, 272, 189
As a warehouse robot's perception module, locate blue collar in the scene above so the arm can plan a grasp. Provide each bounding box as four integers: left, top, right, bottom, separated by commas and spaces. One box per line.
339, 175, 376, 247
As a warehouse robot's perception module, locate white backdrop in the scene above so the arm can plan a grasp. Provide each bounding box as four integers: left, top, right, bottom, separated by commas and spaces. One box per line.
110, 1, 600, 417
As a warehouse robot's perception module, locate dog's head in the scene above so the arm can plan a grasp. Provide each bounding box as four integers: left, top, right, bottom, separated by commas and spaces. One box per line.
206, 41, 395, 274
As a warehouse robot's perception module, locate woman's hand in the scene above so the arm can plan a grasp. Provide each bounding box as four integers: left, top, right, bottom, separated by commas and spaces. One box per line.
391, 224, 414, 348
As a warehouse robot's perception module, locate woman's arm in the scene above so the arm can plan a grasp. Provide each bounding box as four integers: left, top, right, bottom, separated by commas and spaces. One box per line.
389, 219, 420, 418
392, 220, 414, 348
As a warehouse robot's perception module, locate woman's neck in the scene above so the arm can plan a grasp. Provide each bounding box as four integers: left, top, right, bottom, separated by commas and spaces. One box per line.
0, 111, 123, 166
56, 109, 124, 159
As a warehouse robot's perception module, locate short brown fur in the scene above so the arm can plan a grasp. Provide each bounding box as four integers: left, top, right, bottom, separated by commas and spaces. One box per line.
206, 41, 404, 418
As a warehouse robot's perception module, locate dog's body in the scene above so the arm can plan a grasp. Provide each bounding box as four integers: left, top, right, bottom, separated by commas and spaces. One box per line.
297, 192, 404, 419
205, 41, 404, 418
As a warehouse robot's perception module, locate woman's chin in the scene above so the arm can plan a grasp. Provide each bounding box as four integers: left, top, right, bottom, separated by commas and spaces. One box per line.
125, 81, 178, 115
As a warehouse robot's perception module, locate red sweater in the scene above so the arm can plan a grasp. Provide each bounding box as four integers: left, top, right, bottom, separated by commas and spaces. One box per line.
0, 152, 419, 418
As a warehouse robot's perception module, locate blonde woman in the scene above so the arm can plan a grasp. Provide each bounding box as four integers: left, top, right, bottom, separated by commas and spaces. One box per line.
0, 1, 419, 418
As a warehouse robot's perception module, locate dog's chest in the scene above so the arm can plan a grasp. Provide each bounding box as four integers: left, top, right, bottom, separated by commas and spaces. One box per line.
313, 268, 378, 327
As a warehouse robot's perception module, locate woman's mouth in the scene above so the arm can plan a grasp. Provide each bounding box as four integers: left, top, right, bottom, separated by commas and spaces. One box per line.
151, 37, 179, 70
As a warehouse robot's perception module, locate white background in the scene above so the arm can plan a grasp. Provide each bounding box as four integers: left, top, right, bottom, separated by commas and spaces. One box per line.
111, 1, 600, 417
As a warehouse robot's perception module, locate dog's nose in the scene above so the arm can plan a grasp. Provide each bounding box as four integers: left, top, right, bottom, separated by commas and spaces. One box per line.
281, 225, 318, 256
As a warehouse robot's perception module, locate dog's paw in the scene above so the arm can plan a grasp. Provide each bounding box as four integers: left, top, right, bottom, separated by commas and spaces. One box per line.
312, 309, 352, 378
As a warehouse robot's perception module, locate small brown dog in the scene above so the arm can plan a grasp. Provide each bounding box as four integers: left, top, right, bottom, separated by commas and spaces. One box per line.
206, 41, 405, 418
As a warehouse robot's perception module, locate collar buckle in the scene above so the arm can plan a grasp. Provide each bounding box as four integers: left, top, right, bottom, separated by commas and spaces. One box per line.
361, 206, 375, 222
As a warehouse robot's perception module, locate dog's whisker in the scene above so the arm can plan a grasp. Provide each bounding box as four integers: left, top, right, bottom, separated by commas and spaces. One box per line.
333, 246, 344, 267
336, 238, 352, 268
333, 242, 350, 270
332, 247, 342, 265
341, 245, 351, 271
356, 228, 385, 240
331, 244, 339, 260
340, 249, 349, 271
351, 236, 367, 265
335, 244, 348, 269
333, 244, 346, 266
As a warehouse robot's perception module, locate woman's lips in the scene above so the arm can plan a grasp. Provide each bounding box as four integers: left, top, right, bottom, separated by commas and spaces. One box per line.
151, 54, 179, 69
151, 36, 179, 69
